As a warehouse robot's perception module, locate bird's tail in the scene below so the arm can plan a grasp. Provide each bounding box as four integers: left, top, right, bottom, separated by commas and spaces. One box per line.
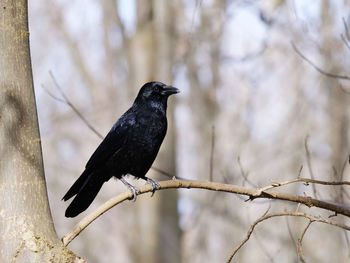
63, 170, 104, 217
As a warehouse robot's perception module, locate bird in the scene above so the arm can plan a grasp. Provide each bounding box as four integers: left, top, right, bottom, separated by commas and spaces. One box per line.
62, 81, 179, 217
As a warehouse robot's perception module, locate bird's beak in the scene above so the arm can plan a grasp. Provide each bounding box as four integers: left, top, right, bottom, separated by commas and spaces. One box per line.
161, 86, 180, 96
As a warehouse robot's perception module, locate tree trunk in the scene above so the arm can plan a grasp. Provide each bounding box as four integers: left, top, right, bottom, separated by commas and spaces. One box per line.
124, 1, 181, 262
0, 1, 77, 262
153, 1, 181, 262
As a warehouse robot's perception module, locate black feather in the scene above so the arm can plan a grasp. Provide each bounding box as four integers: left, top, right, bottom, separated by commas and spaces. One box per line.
63, 81, 179, 217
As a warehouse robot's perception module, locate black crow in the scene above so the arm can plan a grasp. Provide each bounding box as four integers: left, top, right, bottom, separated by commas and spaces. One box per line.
63, 81, 179, 217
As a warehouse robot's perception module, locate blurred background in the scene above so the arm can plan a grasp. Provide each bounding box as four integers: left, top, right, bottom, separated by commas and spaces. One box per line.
28, 0, 350, 262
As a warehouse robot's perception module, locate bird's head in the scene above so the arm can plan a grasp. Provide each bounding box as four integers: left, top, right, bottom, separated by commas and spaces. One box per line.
135, 81, 179, 105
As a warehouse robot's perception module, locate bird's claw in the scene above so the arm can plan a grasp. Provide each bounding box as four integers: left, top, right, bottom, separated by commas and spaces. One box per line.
146, 178, 161, 197
120, 177, 140, 201
128, 185, 141, 202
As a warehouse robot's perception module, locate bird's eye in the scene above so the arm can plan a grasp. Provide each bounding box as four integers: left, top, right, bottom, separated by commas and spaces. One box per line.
154, 85, 160, 92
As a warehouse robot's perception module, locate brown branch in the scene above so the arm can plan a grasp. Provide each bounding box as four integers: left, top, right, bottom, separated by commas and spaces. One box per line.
227, 212, 350, 263
250, 205, 275, 262
259, 177, 350, 192
62, 179, 350, 246
297, 220, 312, 263
292, 42, 350, 81
228, 206, 271, 263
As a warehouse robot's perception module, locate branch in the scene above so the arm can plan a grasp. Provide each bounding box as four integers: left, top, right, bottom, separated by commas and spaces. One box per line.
297, 220, 312, 263
259, 177, 350, 192
227, 212, 350, 263
228, 206, 271, 262
209, 125, 215, 181
48, 70, 104, 139
304, 135, 318, 198
62, 179, 350, 246
341, 17, 350, 51
237, 156, 258, 188
292, 42, 350, 81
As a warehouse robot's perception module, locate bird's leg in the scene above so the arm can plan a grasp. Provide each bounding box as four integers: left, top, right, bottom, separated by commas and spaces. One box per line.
120, 177, 140, 201
145, 177, 161, 197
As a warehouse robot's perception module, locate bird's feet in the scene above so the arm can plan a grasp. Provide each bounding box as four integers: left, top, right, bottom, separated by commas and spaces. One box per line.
146, 178, 161, 197
120, 177, 140, 201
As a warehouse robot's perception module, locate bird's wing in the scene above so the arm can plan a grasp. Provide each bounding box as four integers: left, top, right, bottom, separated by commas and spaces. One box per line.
85, 111, 135, 171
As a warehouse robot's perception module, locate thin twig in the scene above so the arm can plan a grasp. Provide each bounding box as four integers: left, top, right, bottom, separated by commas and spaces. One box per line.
237, 156, 258, 188
62, 179, 350, 246
227, 212, 350, 263
48, 70, 104, 139
42, 84, 67, 104
297, 165, 303, 178
297, 220, 312, 263
343, 230, 350, 257
341, 17, 350, 50
341, 34, 350, 51
251, 205, 275, 263
292, 42, 350, 81
304, 135, 318, 198
228, 206, 271, 262
338, 156, 349, 202
209, 126, 215, 181
343, 17, 350, 41
259, 177, 350, 193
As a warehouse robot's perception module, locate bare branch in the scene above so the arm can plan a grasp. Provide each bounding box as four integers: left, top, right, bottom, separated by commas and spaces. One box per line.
343, 17, 350, 41
228, 206, 271, 262
237, 156, 258, 188
42, 84, 67, 104
228, 212, 350, 263
341, 34, 350, 51
251, 205, 275, 262
292, 42, 350, 81
297, 220, 312, 263
62, 179, 350, 246
304, 135, 318, 198
209, 125, 215, 181
259, 177, 350, 193
341, 17, 350, 50
48, 71, 104, 139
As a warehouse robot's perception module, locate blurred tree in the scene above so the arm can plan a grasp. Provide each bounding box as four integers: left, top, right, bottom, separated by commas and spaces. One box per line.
127, 1, 181, 262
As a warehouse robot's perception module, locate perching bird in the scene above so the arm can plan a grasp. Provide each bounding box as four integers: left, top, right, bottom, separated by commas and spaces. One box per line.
63, 81, 179, 217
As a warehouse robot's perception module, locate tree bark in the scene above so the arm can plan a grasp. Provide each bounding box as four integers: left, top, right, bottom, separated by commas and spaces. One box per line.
0, 1, 77, 262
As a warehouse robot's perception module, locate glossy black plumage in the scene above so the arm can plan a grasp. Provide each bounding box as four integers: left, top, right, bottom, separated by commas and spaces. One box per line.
63, 82, 179, 217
